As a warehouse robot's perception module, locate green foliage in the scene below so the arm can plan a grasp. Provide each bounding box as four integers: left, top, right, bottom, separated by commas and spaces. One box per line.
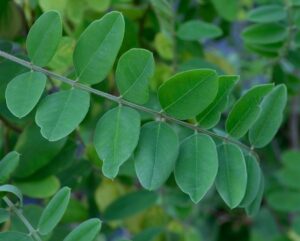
0, 1, 295, 240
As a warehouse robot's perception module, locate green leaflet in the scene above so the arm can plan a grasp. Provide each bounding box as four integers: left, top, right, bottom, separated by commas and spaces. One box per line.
174, 134, 218, 203
14, 124, 66, 178
116, 48, 155, 104
26, 11, 62, 67
247, 5, 286, 23
197, 75, 239, 129
73, 11, 125, 84
158, 69, 218, 120
246, 173, 264, 217
103, 190, 158, 220
63, 218, 102, 241
35, 88, 90, 141
38, 187, 71, 235
5, 71, 46, 118
133, 227, 163, 241
0, 151, 20, 183
0, 232, 34, 241
177, 20, 222, 41
239, 154, 261, 207
267, 190, 300, 212
211, 0, 238, 21
94, 106, 140, 179
242, 23, 288, 45
134, 121, 179, 190
216, 143, 247, 208
14, 176, 60, 199
226, 84, 273, 138
249, 85, 287, 148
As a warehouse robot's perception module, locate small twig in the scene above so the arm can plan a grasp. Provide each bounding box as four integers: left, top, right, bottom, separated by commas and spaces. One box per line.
0, 116, 22, 133
3, 197, 42, 241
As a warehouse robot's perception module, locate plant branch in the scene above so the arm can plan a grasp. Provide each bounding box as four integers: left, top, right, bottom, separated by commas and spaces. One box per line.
3, 196, 42, 241
0, 50, 259, 160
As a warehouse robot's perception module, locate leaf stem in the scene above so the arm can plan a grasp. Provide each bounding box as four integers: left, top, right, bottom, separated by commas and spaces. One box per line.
3, 196, 42, 241
0, 50, 259, 160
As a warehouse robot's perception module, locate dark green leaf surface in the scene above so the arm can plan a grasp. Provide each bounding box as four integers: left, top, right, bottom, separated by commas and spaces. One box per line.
73, 11, 125, 84
197, 75, 238, 129
226, 84, 273, 138
174, 134, 218, 203
35, 88, 90, 141
5, 71, 46, 118
94, 106, 140, 179
103, 190, 158, 220
216, 143, 247, 208
247, 5, 286, 23
158, 69, 218, 120
239, 154, 261, 207
135, 121, 179, 190
26, 11, 62, 66
242, 23, 288, 44
249, 84, 287, 148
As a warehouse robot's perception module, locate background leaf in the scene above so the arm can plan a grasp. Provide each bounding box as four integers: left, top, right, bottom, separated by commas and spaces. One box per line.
177, 20, 222, 41
0, 151, 19, 183
247, 5, 286, 23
